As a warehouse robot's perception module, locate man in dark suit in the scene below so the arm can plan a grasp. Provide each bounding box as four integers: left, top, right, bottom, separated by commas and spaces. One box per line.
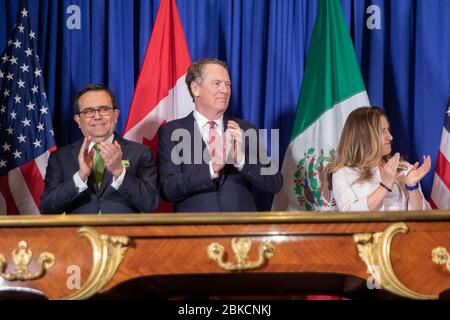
41, 84, 159, 214
158, 59, 282, 212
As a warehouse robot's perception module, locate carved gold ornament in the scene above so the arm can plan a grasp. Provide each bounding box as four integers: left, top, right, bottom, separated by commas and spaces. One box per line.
431, 247, 450, 272
64, 227, 129, 300
354, 222, 437, 300
207, 237, 275, 271
0, 241, 55, 281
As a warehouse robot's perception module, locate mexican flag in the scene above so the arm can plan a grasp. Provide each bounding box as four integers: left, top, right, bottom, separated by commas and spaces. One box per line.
272, 0, 370, 212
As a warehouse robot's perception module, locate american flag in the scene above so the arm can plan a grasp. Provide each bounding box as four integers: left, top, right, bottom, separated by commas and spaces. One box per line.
0, 5, 56, 215
430, 96, 450, 210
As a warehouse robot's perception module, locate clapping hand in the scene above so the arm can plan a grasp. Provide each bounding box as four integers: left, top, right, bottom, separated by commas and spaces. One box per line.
405, 155, 432, 187
78, 136, 94, 181
380, 153, 401, 188
224, 120, 244, 165
98, 141, 124, 178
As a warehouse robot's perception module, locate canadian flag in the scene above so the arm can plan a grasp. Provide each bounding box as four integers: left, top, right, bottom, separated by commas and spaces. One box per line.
123, 0, 194, 211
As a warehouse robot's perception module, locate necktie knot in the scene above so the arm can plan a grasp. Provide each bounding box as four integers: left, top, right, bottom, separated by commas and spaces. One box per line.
208, 121, 216, 130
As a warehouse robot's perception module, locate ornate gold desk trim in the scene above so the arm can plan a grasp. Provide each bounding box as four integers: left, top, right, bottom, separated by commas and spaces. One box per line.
431, 247, 450, 272
1, 211, 449, 228
0, 241, 55, 281
207, 237, 275, 271
64, 227, 129, 300
354, 222, 437, 300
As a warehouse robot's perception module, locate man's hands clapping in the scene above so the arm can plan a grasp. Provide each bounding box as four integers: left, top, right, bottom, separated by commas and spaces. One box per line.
77, 137, 124, 181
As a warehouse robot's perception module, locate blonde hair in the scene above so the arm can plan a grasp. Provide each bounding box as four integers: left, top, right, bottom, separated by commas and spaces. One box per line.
324, 107, 389, 191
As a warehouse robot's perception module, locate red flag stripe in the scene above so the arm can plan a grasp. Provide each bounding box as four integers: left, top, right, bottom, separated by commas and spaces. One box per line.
19, 160, 45, 212
435, 150, 450, 190
429, 197, 438, 209
124, 0, 191, 134
0, 175, 20, 215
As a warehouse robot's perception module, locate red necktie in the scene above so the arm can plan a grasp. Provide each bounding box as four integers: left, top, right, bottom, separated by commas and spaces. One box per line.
208, 121, 218, 161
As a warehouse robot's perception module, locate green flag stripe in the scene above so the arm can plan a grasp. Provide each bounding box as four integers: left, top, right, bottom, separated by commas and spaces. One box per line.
290, 0, 366, 141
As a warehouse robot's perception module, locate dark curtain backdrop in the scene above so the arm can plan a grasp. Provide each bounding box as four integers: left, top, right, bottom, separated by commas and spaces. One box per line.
1, 0, 449, 198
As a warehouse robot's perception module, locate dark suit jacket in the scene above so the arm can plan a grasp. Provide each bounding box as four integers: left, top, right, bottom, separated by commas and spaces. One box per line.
41, 134, 159, 214
158, 112, 283, 212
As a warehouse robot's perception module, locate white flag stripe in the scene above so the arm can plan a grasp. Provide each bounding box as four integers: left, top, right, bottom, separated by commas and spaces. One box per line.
35, 150, 50, 178
431, 174, 450, 209
8, 168, 40, 215
124, 75, 194, 142
439, 127, 450, 163
289, 91, 370, 158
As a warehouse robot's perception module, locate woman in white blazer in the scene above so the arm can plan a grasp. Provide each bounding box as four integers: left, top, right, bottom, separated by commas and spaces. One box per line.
325, 107, 431, 212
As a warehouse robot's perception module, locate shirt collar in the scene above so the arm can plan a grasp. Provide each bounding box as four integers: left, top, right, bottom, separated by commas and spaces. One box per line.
193, 109, 223, 132
88, 134, 115, 152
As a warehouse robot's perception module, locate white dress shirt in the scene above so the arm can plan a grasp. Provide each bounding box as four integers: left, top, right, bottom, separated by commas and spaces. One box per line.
332, 165, 430, 212
73, 134, 126, 193
193, 110, 244, 179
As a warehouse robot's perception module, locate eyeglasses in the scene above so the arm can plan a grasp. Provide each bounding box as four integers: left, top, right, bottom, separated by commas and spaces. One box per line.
78, 106, 115, 118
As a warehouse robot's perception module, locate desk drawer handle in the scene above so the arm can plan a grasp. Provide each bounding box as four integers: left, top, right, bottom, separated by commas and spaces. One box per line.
207, 238, 275, 271
0, 241, 55, 281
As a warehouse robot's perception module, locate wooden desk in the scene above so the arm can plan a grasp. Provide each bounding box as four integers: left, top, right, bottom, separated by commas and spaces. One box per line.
1, 211, 450, 300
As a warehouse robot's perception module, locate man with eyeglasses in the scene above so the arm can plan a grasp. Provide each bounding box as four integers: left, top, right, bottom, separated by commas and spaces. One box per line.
158, 59, 283, 212
41, 84, 159, 214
